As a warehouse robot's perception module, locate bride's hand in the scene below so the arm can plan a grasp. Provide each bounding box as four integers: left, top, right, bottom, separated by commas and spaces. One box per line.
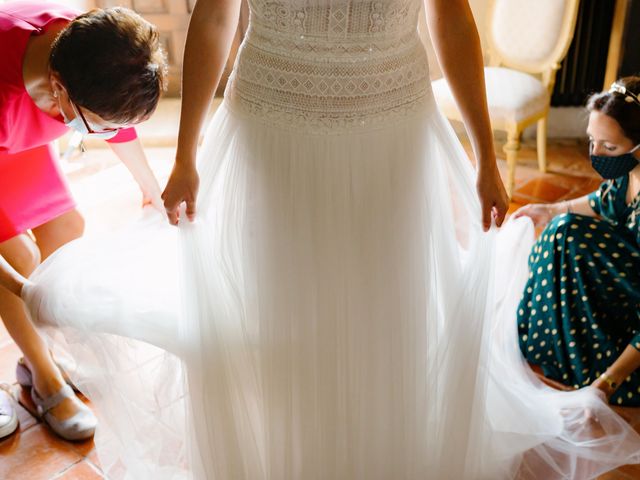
476, 165, 508, 231
162, 162, 200, 225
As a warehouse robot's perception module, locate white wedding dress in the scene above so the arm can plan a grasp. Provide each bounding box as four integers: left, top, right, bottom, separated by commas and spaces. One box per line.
23, 0, 640, 478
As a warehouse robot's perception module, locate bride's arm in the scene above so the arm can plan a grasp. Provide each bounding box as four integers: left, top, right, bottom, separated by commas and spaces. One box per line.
162, 0, 243, 225
0, 254, 28, 297
424, 0, 508, 231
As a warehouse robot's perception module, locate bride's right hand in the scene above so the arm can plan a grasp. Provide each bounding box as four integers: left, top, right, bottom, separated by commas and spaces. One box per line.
162, 161, 200, 225
476, 164, 509, 231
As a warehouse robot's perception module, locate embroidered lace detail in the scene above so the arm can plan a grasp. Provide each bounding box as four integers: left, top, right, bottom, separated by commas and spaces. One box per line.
226, 0, 431, 133
250, 0, 418, 38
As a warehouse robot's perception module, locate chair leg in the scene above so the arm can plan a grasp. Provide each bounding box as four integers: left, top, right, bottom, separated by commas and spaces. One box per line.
537, 117, 548, 173
503, 130, 520, 198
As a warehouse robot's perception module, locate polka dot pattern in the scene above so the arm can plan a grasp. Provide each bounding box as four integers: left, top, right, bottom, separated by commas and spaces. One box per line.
518, 176, 640, 406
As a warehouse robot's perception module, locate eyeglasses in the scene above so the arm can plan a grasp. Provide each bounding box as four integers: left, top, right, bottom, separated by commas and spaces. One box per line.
69, 100, 121, 140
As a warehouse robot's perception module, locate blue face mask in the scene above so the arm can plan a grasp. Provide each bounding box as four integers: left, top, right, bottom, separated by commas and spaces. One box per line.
59, 97, 119, 140
590, 143, 640, 179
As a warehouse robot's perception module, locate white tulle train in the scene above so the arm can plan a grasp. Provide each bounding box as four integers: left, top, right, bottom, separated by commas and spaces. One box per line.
23, 98, 640, 479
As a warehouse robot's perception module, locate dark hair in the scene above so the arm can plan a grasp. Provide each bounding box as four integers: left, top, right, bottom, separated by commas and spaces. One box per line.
49, 7, 168, 124
586, 76, 640, 145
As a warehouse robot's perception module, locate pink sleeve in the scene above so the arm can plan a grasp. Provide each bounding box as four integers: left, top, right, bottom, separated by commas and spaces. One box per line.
106, 127, 138, 144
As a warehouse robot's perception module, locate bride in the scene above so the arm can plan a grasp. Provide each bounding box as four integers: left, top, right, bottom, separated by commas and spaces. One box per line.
22, 0, 640, 478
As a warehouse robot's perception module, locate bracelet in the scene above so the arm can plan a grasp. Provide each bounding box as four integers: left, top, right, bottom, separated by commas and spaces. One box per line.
600, 372, 619, 391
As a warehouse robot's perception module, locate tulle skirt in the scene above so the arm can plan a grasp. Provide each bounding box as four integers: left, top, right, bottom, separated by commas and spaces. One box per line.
23, 97, 640, 479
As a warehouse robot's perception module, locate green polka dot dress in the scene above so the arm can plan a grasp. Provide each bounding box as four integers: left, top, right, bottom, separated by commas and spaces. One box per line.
518, 175, 640, 406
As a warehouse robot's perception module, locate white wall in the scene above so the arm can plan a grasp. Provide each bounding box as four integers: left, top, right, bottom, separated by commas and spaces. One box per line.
64, 0, 96, 9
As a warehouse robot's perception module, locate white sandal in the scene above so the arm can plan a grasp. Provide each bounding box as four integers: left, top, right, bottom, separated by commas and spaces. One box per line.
31, 384, 96, 442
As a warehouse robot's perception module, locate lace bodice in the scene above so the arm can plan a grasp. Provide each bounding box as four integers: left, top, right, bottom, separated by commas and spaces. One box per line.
226, 0, 432, 133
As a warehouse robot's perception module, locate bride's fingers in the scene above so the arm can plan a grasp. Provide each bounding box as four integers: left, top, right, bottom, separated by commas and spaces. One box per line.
481, 202, 492, 232
185, 199, 197, 222
162, 188, 181, 225
163, 198, 181, 225
167, 208, 180, 226
494, 199, 507, 227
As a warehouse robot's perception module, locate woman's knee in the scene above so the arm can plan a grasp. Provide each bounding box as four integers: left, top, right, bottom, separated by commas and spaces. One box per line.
65, 210, 85, 239
32, 210, 85, 260
0, 235, 41, 276
55, 209, 85, 239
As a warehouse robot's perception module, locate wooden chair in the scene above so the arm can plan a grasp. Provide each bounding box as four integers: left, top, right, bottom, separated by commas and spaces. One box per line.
431, 0, 580, 196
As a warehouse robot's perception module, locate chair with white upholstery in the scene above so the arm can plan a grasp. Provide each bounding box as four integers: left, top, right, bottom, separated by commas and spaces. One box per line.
431, 0, 580, 196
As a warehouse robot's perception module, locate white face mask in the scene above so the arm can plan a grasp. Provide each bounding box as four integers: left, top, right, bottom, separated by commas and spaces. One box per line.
58, 95, 119, 140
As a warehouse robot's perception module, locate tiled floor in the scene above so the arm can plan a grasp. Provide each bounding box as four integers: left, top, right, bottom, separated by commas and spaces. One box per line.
1, 132, 639, 479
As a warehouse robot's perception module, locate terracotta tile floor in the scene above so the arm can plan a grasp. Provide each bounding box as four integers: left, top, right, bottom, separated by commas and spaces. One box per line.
1, 137, 639, 479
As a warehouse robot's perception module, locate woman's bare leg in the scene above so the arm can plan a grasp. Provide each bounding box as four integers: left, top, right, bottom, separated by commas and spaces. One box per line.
31, 209, 84, 260
0, 210, 85, 422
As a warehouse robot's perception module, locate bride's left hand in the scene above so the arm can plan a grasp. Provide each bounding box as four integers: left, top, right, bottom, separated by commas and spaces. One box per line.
476, 165, 509, 231
162, 161, 200, 225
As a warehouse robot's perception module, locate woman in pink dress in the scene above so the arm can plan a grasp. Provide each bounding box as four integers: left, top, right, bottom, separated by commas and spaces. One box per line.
0, 1, 167, 441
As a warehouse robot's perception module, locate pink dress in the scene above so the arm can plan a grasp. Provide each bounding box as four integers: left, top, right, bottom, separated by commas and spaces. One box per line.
0, 1, 137, 242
